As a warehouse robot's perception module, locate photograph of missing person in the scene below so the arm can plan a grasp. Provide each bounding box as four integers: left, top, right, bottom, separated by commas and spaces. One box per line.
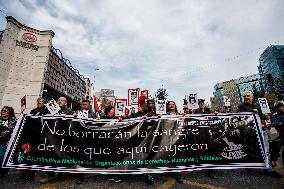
114, 98, 127, 117
258, 98, 271, 114
156, 100, 166, 114
223, 96, 231, 107
128, 88, 140, 106
45, 99, 60, 115
188, 93, 198, 109
141, 90, 148, 99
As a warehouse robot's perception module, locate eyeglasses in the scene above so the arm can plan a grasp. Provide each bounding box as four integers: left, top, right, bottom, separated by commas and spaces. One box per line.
168, 103, 175, 106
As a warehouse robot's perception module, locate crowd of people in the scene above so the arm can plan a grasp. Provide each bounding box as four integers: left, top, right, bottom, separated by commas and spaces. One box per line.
0, 91, 284, 185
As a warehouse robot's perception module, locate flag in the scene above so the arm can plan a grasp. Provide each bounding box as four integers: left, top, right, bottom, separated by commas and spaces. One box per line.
94, 96, 99, 111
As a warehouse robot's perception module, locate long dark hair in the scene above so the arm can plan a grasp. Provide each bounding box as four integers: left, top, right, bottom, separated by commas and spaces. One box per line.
104, 105, 114, 115
1, 106, 16, 120
166, 101, 178, 113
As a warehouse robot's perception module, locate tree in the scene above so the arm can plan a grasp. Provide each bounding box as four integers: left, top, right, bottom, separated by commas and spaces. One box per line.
154, 86, 168, 101
264, 91, 279, 111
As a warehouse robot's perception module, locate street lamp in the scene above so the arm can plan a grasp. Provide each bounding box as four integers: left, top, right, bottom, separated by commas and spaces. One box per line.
92, 68, 100, 96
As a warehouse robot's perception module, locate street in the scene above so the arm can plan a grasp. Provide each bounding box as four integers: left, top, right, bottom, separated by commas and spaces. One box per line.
1, 167, 284, 189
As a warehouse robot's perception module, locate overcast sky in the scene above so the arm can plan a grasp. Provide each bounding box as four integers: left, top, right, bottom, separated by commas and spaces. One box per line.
0, 0, 284, 110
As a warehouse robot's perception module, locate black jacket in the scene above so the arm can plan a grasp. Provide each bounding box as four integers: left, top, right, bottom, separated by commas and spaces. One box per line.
58, 107, 73, 115
0, 117, 17, 144
30, 106, 50, 115
237, 102, 261, 113
194, 108, 211, 114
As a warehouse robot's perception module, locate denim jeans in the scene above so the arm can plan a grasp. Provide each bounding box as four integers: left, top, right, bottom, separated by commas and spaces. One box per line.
0, 144, 7, 174
0, 144, 7, 165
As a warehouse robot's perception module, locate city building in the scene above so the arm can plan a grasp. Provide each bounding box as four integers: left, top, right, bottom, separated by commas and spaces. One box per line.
258, 45, 284, 98
0, 16, 88, 114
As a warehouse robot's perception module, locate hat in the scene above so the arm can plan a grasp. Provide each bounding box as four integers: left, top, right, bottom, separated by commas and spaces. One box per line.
147, 99, 155, 104
274, 101, 284, 109
198, 99, 205, 103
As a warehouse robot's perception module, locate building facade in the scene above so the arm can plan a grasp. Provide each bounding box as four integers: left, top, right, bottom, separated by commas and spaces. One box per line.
258, 45, 284, 89
0, 16, 88, 114
258, 45, 284, 98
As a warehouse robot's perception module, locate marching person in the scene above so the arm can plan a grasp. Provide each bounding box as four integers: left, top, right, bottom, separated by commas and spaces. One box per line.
57, 97, 73, 115
194, 99, 211, 114
271, 101, 284, 168
30, 97, 50, 115
74, 100, 99, 119
101, 105, 123, 183
237, 91, 261, 113
19, 98, 50, 181
101, 105, 116, 119
147, 99, 157, 116
182, 105, 192, 115
0, 106, 17, 177
237, 91, 281, 177
40, 97, 72, 184
166, 100, 179, 115
193, 99, 217, 179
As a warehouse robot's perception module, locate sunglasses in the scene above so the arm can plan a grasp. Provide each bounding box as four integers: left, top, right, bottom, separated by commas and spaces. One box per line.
1, 109, 8, 113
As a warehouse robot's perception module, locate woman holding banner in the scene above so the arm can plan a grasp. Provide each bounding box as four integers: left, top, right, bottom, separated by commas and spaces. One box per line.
0, 106, 16, 177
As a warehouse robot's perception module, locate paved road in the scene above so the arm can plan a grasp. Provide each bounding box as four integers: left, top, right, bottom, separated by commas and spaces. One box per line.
1, 167, 284, 189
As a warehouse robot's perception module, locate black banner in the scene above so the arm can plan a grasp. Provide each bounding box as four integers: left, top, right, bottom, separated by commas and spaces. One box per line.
3, 113, 268, 174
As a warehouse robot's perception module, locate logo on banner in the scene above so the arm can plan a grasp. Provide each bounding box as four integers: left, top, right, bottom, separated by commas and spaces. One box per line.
221, 144, 247, 160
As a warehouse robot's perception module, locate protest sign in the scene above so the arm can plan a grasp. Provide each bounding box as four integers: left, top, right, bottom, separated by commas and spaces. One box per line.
223, 96, 231, 107
188, 94, 198, 109
258, 98, 271, 114
20, 95, 26, 113
45, 99, 61, 115
156, 100, 166, 115
128, 88, 140, 106
3, 113, 268, 174
114, 99, 127, 117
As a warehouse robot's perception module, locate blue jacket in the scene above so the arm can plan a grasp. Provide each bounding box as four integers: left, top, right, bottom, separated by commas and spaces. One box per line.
272, 112, 284, 134
272, 112, 284, 125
